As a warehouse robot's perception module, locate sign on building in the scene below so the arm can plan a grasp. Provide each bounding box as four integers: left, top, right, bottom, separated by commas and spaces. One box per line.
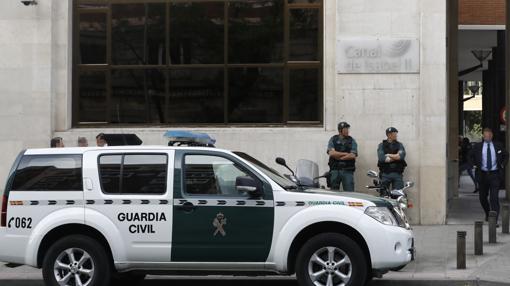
337, 38, 420, 74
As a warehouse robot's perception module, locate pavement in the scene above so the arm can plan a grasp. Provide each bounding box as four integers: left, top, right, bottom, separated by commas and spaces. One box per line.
1, 175, 510, 285
377, 175, 510, 285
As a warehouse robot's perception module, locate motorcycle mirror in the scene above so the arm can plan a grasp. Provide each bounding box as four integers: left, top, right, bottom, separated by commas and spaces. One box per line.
367, 170, 378, 178
276, 157, 295, 176
275, 157, 286, 166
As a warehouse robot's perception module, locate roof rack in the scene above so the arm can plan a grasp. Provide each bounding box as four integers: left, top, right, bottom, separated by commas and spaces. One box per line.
164, 131, 216, 147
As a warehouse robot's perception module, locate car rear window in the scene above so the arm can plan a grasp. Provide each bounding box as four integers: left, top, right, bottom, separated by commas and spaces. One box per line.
99, 154, 168, 194
11, 155, 83, 191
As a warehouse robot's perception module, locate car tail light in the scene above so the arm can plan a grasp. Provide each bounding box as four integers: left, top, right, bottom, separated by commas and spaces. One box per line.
1, 195, 7, 227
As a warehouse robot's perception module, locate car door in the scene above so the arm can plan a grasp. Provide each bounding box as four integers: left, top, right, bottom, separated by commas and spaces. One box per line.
83, 150, 174, 262
171, 150, 274, 262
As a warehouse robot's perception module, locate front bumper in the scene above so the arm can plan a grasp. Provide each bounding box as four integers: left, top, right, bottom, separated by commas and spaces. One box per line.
357, 214, 415, 269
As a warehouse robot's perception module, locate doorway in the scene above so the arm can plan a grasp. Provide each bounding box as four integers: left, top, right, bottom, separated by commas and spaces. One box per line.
447, 0, 510, 224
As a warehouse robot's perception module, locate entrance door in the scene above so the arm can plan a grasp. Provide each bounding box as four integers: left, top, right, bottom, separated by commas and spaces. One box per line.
171, 151, 274, 262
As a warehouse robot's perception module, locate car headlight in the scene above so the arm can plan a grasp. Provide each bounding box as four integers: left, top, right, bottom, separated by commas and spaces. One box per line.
364, 206, 398, 226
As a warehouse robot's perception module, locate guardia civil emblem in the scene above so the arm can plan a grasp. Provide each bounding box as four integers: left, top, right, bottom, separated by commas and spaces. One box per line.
213, 212, 227, 237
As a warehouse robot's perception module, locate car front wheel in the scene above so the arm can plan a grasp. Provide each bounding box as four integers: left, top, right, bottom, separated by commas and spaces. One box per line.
296, 233, 367, 286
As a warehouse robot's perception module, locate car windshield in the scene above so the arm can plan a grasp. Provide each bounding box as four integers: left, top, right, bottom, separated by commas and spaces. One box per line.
233, 152, 298, 190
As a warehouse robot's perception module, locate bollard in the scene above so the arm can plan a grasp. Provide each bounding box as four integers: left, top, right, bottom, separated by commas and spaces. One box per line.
502, 205, 509, 234
474, 221, 483, 255
457, 231, 467, 269
489, 211, 497, 243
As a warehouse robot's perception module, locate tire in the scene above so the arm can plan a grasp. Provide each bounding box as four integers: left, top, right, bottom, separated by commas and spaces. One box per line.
42, 235, 111, 286
111, 272, 146, 286
295, 233, 368, 286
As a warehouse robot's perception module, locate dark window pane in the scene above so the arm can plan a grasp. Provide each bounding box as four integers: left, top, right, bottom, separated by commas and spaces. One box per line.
12, 155, 83, 191
288, 0, 320, 3
170, 2, 224, 64
78, 2, 108, 9
79, 71, 107, 123
99, 155, 122, 194
168, 69, 224, 124
79, 13, 107, 64
289, 69, 319, 121
111, 69, 166, 124
229, 1, 284, 63
229, 68, 283, 123
112, 4, 166, 65
122, 154, 167, 194
184, 155, 251, 197
289, 9, 319, 61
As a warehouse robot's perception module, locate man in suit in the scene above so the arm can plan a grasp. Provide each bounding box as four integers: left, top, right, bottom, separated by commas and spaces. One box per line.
470, 128, 509, 224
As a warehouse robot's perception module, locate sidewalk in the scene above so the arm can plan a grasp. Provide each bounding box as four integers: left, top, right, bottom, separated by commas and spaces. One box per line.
377, 175, 510, 285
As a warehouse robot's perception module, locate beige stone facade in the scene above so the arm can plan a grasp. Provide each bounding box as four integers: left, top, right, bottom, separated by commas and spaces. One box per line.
0, 0, 447, 224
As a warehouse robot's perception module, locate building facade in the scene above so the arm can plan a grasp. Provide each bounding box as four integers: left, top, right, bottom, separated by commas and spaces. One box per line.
0, 0, 447, 224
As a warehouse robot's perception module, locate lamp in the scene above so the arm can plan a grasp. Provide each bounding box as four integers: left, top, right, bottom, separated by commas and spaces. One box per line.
468, 85, 480, 95
471, 50, 492, 64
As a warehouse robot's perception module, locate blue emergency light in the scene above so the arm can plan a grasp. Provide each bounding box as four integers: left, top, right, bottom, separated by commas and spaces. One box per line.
164, 131, 216, 147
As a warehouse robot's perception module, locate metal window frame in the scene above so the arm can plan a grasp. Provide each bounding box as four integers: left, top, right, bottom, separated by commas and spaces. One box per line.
73, 0, 324, 127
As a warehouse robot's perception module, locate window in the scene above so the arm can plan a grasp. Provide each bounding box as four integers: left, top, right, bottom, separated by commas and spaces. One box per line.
99, 154, 168, 194
74, 0, 323, 126
12, 155, 83, 191
183, 155, 255, 197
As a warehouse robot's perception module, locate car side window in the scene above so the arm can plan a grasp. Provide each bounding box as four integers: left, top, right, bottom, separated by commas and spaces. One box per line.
12, 155, 83, 191
99, 154, 167, 195
183, 154, 255, 197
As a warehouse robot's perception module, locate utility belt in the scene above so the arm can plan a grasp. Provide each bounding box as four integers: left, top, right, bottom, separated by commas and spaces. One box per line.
329, 160, 355, 172
378, 161, 406, 174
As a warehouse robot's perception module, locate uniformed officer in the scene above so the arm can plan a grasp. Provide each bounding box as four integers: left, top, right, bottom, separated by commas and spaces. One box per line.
377, 127, 407, 190
327, 122, 358, 192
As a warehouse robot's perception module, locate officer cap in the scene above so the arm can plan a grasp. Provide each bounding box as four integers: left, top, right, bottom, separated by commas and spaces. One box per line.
386, 127, 398, 134
337, 122, 350, 131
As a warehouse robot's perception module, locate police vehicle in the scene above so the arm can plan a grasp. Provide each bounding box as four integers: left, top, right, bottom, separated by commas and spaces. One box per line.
0, 133, 414, 286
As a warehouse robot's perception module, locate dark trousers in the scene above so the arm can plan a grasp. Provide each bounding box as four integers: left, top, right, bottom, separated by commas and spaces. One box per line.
479, 171, 501, 220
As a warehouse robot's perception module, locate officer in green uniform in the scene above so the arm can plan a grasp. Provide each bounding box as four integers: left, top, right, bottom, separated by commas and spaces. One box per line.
377, 127, 407, 190
327, 122, 358, 192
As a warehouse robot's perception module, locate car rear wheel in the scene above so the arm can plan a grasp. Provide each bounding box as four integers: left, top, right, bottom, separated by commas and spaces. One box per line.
42, 235, 111, 286
296, 233, 367, 286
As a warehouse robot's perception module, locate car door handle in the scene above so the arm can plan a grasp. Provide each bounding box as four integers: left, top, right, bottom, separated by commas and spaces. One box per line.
178, 202, 196, 214
84, 178, 93, 191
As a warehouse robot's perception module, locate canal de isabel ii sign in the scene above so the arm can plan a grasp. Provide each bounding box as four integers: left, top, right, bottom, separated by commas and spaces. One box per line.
337, 38, 420, 74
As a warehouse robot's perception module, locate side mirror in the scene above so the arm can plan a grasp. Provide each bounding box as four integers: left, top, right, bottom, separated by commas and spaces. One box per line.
367, 170, 378, 178
236, 176, 262, 197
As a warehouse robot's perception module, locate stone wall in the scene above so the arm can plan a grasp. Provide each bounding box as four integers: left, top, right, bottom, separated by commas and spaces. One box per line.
0, 0, 448, 224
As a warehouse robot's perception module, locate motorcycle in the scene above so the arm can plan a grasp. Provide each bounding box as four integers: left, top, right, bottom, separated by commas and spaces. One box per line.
275, 157, 329, 189
365, 170, 414, 211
